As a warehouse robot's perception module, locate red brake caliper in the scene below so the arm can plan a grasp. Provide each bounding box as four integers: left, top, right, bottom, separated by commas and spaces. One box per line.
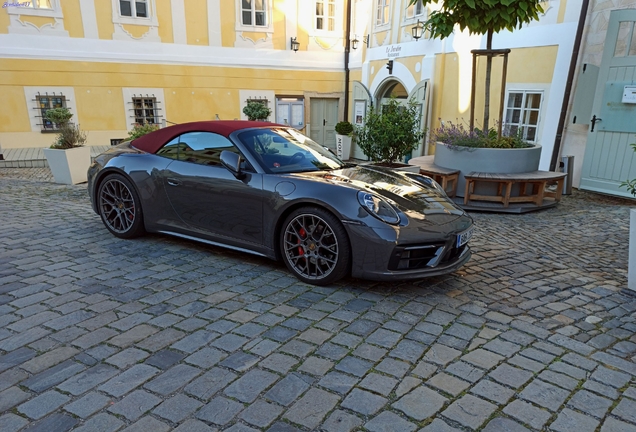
297, 228, 306, 257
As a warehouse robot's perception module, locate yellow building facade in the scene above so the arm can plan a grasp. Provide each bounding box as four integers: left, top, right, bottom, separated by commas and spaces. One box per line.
0, 0, 584, 173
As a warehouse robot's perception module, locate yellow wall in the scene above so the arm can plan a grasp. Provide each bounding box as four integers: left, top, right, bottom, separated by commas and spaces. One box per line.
75, 87, 127, 130
0, 8, 10, 33
0, 86, 31, 132
157, 0, 174, 43
185, 0, 209, 45
95, 0, 114, 40
272, 0, 286, 50
60, 0, 83, 38
220, 0, 235, 47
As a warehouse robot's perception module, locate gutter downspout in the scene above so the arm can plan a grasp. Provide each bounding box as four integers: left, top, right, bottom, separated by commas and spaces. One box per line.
344, 0, 352, 120
549, 0, 590, 171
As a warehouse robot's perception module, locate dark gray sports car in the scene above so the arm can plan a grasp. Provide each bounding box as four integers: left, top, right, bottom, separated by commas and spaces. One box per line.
88, 121, 473, 285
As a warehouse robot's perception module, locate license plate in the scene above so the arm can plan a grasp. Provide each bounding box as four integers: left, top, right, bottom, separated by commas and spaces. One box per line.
457, 227, 474, 248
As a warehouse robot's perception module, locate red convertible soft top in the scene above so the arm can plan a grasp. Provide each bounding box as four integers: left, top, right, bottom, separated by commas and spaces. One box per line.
131, 120, 284, 154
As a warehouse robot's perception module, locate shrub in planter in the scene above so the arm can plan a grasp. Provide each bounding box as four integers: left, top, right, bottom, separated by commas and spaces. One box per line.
621, 143, 636, 196
429, 120, 532, 150
355, 97, 424, 166
129, 123, 159, 140
335, 121, 354, 136
243, 101, 272, 121
43, 108, 90, 184
44, 108, 86, 149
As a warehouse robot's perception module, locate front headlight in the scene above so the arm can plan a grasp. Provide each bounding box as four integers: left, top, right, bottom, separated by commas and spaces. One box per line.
357, 191, 400, 225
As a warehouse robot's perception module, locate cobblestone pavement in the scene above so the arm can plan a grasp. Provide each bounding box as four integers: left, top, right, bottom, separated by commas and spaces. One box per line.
1, 167, 635, 432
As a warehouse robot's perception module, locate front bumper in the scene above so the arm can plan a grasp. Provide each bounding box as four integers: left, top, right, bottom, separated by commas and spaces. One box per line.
346, 218, 473, 281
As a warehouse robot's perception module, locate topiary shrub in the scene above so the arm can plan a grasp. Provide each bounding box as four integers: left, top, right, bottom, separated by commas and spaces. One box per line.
243, 101, 272, 121
335, 121, 354, 136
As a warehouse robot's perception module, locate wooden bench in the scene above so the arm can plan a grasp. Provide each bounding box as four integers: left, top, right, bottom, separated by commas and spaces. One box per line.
409, 156, 460, 197
464, 171, 567, 208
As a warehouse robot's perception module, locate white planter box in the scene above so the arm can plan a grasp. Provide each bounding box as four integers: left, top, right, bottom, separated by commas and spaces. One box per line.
43, 146, 91, 185
336, 134, 352, 160
630, 209, 636, 291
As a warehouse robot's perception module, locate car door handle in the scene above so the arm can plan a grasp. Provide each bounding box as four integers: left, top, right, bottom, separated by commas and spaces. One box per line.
167, 178, 181, 186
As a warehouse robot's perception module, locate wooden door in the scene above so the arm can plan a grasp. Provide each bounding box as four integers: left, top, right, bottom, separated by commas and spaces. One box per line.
310, 98, 339, 150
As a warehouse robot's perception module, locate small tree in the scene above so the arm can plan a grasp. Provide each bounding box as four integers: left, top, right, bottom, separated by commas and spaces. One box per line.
356, 98, 424, 166
243, 101, 272, 121
412, 0, 543, 131
44, 107, 73, 129
44, 108, 87, 149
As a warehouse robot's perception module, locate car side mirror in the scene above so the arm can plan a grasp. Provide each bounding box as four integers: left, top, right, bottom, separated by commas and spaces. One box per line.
220, 150, 243, 178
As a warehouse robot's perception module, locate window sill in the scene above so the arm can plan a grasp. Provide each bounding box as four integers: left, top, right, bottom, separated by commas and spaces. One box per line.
6, 6, 63, 18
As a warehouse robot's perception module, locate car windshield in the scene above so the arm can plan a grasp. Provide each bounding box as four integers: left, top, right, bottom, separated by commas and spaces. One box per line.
237, 128, 346, 174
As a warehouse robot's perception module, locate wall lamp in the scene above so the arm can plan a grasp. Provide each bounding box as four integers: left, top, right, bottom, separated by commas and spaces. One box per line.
290, 37, 300, 52
412, 20, 424, 40
351, 34, 369, 50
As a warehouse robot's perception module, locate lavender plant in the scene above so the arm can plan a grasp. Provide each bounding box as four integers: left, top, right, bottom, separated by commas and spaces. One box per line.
430, 120, 532, 150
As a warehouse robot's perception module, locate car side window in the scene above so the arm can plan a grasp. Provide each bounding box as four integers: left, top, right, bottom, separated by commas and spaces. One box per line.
157, 132, 239, 166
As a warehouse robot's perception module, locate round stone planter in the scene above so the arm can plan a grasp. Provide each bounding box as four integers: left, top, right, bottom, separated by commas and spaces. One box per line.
433, 142, 542, 197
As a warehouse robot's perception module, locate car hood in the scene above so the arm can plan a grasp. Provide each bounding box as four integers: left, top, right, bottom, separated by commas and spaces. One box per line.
291, 165, 467, 225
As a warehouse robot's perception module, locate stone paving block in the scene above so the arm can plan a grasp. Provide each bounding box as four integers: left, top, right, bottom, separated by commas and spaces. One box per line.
441, 394, 497, 429
508, 354, 545, 373
488, 363, 534, 388
423, 343, 462, 366
57, 363, 119, 395
22, 413, 78, 432
145, 349, 186, 369
390, 339, 426, 363
334, 355, 373, 377
144, 363, 202, 395
392, 386, 447, 421
320, 409, 363, 432
99, 364, 159, 397
239, 399, 284, 427
583, 379, 620, 399
375, 357, 410, 377
196, 396, 244, 426
317, 371, 358, 395
549, 360, 587, 379
19, 346, 77, 374
108, 390, 163, 421
210, 333, 250, 352
18, 389, 70, 419
224, 368, 279, 403
298, 328, 332, 345
136, 328, 185, 352
461, 348, 505, 370
539, 369, 580, 390
592, 365, 631, 388
22, 358, 85, 392
359, 373, 398, 396
220, 352, 260, 372
471, 376, 515, 405
298, 356, 333, 376
265, 373, 310, 406
153, 394, 204, 423
341, 388, 387, 416
445, 361, 485, 383
612, 398, 636, 423
550, 407, 600, 432
482, 417, 531, 432
260, 353, 299, 374
108, 324, 157, 347
64, 391, 111, 418
0, 367, 27, 392
549, 334, 595, 356
284, 387, 340, 430
503, 399, 552, 430
0, 326, 50, 351
185, 347, 226, 369
72, 413, 125, 432
185, 367, 237, 400
0, 386, 30, 412
428, 372, 471, 396
44, 310, 94, 330
105, 347, 150, 369
519, 379, 571, 411
601, 417, 636, 432
0, 413, 29, 432
121, 416, 172, 432
365, 411, 416, 432
420, 418, 463, 431
567, 389, 612, 419
172, 330, 219, 353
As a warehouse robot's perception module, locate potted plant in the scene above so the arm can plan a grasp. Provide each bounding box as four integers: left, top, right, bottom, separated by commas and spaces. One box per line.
428, 120, 540, 195
355, 97, 424, 172
128, 123, 159, 140
243, 101, 272, 121
335, 121, 354, 160
42, 108, 90, 185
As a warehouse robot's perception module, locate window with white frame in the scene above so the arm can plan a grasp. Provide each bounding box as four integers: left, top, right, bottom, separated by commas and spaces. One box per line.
405, 0, 423, 19
21, 0, 52, 9
376, 0, 391, 26
119, 0, 148, 18
36, 93, 68, 131
242, 0, 267, 26
315, 0, 336, 32
504, 91, 543, 142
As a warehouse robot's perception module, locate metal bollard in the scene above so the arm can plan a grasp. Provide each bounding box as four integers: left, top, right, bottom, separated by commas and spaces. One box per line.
561, 155, 574, 195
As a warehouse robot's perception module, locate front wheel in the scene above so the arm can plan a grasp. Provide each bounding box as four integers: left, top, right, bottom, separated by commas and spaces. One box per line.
97, 173, 145, 239
280, 207, 350, 285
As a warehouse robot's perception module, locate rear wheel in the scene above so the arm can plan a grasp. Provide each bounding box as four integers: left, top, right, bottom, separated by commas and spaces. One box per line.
97, 173, 145, 239
280, 207, 350, 285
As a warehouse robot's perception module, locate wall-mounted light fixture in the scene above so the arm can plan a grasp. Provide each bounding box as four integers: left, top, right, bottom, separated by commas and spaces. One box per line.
351, 34, 369, 50
290, 37, 300, 52
412, 20, 424, 41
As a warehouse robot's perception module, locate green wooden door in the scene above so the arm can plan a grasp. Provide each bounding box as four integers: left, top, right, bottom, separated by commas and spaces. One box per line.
310, 98, 339, 150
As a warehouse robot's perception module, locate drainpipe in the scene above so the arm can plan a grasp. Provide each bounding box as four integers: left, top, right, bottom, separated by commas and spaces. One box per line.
344, 0, 352, 120
549, 0, 590, 171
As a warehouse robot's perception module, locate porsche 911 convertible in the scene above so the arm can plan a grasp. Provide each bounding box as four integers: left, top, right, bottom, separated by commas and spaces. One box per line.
88, 121, 474, 285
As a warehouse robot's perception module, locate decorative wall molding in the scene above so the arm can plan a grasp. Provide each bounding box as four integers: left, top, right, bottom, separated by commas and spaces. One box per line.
6, 0, 68, 37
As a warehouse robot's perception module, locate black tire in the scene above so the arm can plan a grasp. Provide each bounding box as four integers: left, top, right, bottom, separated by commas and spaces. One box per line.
280, 207, 350, 285
97, 173, 145, 239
